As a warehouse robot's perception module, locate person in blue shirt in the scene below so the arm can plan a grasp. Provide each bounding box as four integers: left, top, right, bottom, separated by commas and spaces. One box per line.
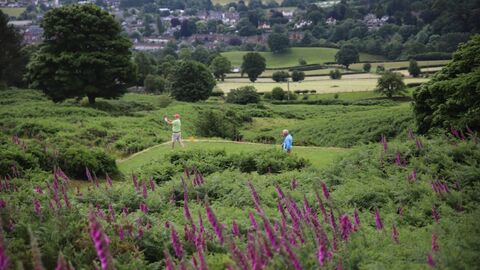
282, 129, 293, 153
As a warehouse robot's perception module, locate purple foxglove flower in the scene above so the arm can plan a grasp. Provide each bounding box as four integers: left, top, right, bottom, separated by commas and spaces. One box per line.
171, 226, 183, 258
283, 242, 302, 270
89, 212, 114, 270
108, 204, 115, 222
61, 186, 71, 209
427, 253, 435, 268
395, 151, 404, 166
408, 128, 415, 140
275, 184, 285, 199
432, 207, 440, 223
118, 226, 124, 240
132, 174, 138, 190
375, 208, 383, 230
0, 233, 10, 270
354, 208, 360, 230
137, 226, 144, 238
33, 199, 42, 216
249, 212, 258, 230
149, 178, 155, 191
336, 258, 342, 270
262, 217, 278, 250
232, 220, 240, 237
315, 191, 328, 223
35, 186, 43, 194
317, 243, 329, 266
392, 224, 399, 243
290, 178, 297, 190
431, 233, 439, 252
329, 209, 337, 232
85, 167, 93, 183
142, 181, 148, 199
198, 248, 208, 270
248, 181, 263, 214
139, 203, 148, 214
106, 174, 113, 188
55, 252, 74, 270
380, 134, 388, 152
321, 182, 330, 200
164, 250, 175, 270
206, 204, 224, 245
340, 214, 353, 241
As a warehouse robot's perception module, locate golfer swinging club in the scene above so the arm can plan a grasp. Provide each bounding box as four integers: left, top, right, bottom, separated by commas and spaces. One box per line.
164, 113, 185, 149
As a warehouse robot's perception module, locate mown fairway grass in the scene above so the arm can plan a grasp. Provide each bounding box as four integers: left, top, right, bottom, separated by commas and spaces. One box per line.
222, 47, 386, 68
117, 140, 350, 174
217, 77, 429, 93
0, 7, 26, 17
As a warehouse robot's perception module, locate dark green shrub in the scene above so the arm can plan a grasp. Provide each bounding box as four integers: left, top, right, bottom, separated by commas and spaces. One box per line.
195, 109, 242, 140
363, 63, 372, 72
329, 69, 342, 79
271, 87, 285, 100
226, 86, 260, 104
272, 71, 289, 82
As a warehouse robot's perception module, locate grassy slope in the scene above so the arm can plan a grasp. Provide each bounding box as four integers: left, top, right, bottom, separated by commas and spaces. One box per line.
0, 7, 26, 17
117, 140, 350, 174
222, 47, 386, 68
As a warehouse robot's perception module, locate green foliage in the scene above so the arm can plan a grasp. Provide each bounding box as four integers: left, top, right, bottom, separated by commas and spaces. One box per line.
271, 87, 286, 100
291, 70, 305, 82
363, 63, 372, 72
413, 34, 480, 133
0, 10, 24, 87
375, 71, 407, 98
195, 109, 243, 140
170, 60, 216, 102
144, 75, 167, 93
335, 44, 359, 69
241, 52, 266, 82
210, 56, 232, 81
225, 86, 260, 104
26, 4, 134, 104
329, 69, 342, 79
408, 59, 421, 77
267, 31, 290, 53
271, 70, 289, 82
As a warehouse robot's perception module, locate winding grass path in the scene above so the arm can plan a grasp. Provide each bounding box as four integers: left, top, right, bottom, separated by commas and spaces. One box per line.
117, 139, 351, 174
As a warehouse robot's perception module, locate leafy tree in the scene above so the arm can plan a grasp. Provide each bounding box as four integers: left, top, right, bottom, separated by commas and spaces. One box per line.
144, 75, 167, 93
335, 44, 359, 69
329, 69, 342, 79
191, 46, 210, 64
268, 25, 290, 53
210, 56, 232, 81
156, 16, 165, 34
241, 52, 266, 82
0, 10, 23, 87
291, 70, 305, 82
413, 35, 480, 133
363, 63, 372, 72
27, 4, 134, 104
134, 52, 154, 85
170, 61, 216, 102
408, 59, 421, 77
237, 18, 257, 36
271, 87, 285, 100
226, 86, 260, 104
272, 71, 289, 82
374, 71, 407, 99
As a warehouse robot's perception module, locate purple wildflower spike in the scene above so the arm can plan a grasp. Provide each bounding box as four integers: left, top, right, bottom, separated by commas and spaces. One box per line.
149, 178, 155, 191
88, 212, 114, 270
106, 174, 113, 188
431, 233, 439, 252
29, 229, 45, 270
321, 182, 330, 200
315, 191, 328, 223
164, 250, 175, 270
408, 128, 415, 140
262, 217, 278, 250
206, 203, 224, 245
375, 208, 383, 230
249, 212, 258, 230
232, 220, 240, 237
35, 186, 43, 194
0, 224, 10, 270
290, 178, 297, 190
432, 207, 440, 223
132, 174, 138, 190
275, 184, 285, 199
380, 134, 388, 152
317, 243, 330, 267
392, 224, 399, 243
171, 226, 184, 258
55, 252, 74, 270
284, 241, 302, 270
427, 253, 435, 268
117, 225, 124, 240
142, 181, 148, 199
340, 214, 353, 241
248, 181, 263, 214
33, 199, 42, 216
329, 209, 337, 232
198, 248, 208, 270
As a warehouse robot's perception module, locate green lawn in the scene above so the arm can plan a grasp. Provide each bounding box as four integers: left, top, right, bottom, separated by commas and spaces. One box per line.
222, 47, 386, 68
217, 77, 429, 93
349, 60, 451, 71
0, 7, 26, 17
117, 140, 350, 174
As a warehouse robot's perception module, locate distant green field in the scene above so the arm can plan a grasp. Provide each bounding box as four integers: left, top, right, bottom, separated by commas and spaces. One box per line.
217, 77, 429, 93
0, 7, 26, 17
349, 60, 451, 71
117, 140, 350, 174
222, 47, 386, 68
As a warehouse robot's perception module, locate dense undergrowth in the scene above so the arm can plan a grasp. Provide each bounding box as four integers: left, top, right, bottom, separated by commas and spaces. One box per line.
1, 128, 478, 269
